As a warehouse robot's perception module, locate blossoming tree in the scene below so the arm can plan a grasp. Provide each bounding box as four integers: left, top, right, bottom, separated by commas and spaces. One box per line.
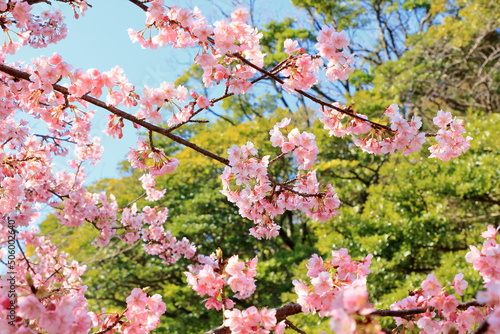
0, 0, 497, 333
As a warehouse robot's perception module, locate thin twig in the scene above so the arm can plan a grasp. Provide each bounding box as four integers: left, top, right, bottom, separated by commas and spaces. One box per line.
285, 319, 307, 334
472, 319, 489, 334
16, 238, 36, 275
92, 308, 128, 334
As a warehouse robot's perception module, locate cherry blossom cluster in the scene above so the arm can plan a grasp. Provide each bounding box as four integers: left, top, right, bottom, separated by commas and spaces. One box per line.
128, 138, 180, 178
320, 103, 371, 139
34, 156, 193, 266
82, 201, 197, 265
385, 226, 500, 333
185, 254, 258, 311
120, 288, 166, 333
0, 1, 87, 58
221, 120, 340, 239
138, 82, 189, 125
0, 108, 94, 229
223, 306, 286, 334
389, 273, 486, 333
293, 249, 374, 334
134, 206, 196, 264
466, 225, 500, 329
278, 26, 355, 93
24, 48, 213, 135
0, 229, 93, 333
429, 110, 473, 161
280, 51, 322, 93
269, 117, 318, 170
476, 281, 500, 329
1, 49, 192, 263
466, 225, 500, 283
26, 53, 138, 114
320, 103, 471, 161
0, 228, 165, 334
322, 103, 426, 155
128, 138, 179, 201
129, 1, 356, 100
315, 26, 354, 82
129, 1, 206, 49
130, 2, 264, 96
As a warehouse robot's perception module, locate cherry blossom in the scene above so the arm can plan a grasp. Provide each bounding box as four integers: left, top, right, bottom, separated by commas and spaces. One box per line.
293, 249, 374, 332
185, 254, 258, 310
221, 121, 340, 238
223, 306, 285, 334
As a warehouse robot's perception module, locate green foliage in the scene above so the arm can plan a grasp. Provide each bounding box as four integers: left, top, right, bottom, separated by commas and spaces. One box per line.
402, 0, 431, 11
291, 0, 368, 30
260, 19, 314, 66
313, 113, 499, 310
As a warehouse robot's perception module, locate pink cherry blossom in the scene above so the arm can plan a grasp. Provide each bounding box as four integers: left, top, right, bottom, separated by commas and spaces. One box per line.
421, 274, 442, 297
17, 295, 45, 320
452, 273, 468, 295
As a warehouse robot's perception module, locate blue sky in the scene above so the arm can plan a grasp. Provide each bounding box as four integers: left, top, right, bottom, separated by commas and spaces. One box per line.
8, 0, 299, 183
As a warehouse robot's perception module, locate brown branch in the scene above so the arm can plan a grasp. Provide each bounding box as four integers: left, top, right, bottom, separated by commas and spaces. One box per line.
204, 303, 303, 334
16, 238, 36, 275
0, 62, 230, 166
231, 53, 394, 133
269, 152, 287, 165
285, 319, 307, 334
128, 0, 148, 11
370, 307, 428, 317
92, 308, 128, 334
472, 319, 490, 334
370, 300, 485, 317
205, 300, 487, 334
167, 65, 291, 133
268, 175, 324, 198
34, 134, 76, 144
125, 0, 393, 134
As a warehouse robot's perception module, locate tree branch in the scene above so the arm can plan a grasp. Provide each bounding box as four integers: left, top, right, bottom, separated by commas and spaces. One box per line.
230, 53, 394, 133
204, 300, 486, 334
204, 303, 303, 334
127, 0, 148, 11
0, 62, 230, 166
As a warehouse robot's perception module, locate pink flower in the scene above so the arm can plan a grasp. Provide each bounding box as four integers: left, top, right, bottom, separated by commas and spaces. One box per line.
452, 273, 468, 295
384, 104, 399, 117
17, 295, 44, 320
441, 295, 459, 315
311, 271, 333, 295
38, 311, 62, 333
487, 308, 500, 328
284, 39, 300, 55
482, 225, 499, 239
416, 316, 439, 334
126, 288, 149, 310
329, 309, 356, 334
421, 274, 442, 297
259, 308, 277, 329
196, 95, 210, 108
433, 110, 453, 128
330, 31, 349, 49
342, 285, 370, 314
